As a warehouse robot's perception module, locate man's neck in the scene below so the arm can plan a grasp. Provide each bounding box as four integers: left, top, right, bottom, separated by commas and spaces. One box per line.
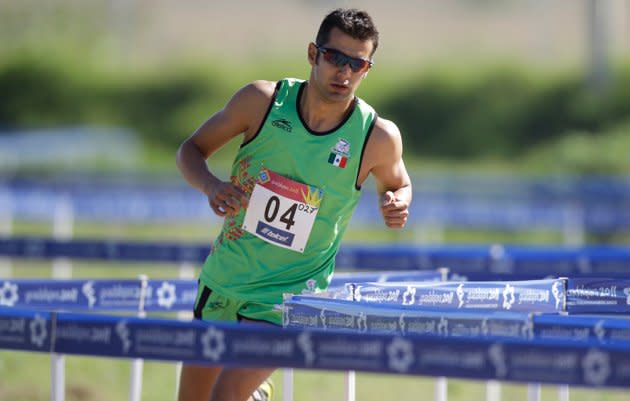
300, 81, 355, 132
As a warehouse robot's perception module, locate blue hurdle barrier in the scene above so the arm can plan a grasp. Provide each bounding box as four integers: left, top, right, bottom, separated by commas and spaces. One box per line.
346, 279, 566, 313
566, 278, 630, 314
3, 274, 630, 400
3, 238, 630, 401
0, 271, 443, 401
283, 276, 630, 401
3, 236, 630, 278
0, 278, 198, 312
4, 173, 630, 233
284, 296, 533, 339
2, 306, 630, 389
0, 273, 443, 312
283, 291, 630, 342
533, 314, 630, 344
9, 277, 630, 315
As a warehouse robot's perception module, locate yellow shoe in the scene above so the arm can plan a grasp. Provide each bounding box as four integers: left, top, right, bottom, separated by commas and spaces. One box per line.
252, 378, 274, 401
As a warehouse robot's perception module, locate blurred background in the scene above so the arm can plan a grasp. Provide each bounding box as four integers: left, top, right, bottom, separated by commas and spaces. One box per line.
2, 2, 630, 401
2, 0, 630, 246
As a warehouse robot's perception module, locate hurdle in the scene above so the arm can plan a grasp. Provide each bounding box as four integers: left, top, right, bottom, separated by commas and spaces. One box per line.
4, 275, 630, 400
3, 304, 630, 394
4, 237, 630, 400
1, 275, 442, 401
4, 236, 630, 278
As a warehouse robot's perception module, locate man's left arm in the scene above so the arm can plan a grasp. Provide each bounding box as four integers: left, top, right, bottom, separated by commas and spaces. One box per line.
367, 118, 412, 229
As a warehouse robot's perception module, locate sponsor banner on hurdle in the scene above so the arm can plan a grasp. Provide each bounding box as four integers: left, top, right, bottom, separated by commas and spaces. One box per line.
55, 312, 203, 360
0, 307, 51, 352
4, 307, 630, 388
284, 295, 533, 339
351, 279, 565, 313
566, 278, 630, 313
4, 236, 630, 278
144, 280, 197, 312
329, 270, 443, 290
0, 279, 147, 311
0, 279, 198, 312
0, 236, 209, 263
533, 314, 630, 344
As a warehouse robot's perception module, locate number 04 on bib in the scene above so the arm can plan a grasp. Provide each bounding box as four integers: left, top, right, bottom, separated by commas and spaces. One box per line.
242, 168, 324, 253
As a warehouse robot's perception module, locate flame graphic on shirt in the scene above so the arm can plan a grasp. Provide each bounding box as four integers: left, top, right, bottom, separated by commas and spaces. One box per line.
302, 186, 323, 207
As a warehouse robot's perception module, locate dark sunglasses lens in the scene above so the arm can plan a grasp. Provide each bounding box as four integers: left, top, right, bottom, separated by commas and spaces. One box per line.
348, 59, 367, 72
321, 50, 337, 65
328, 50, 348, 68
323, 48, 367, 72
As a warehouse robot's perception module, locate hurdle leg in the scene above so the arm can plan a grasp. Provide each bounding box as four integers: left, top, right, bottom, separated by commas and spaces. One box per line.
50, 258, 71, 401
175, 262, 196, 398
527, 383, 541, 401
345, 370, 356, 401
435, 377, 447, 401
558, 384, 570, 401
51, 353, 65, 401
283, 368, 294, 401
129, 359, 144, 401
50, 202, 73, 401
0, 256, 11, 278
485, 380, 501, 401
562, 203, 584, 247
128, 276, 148, 401
50, 262, 70, 401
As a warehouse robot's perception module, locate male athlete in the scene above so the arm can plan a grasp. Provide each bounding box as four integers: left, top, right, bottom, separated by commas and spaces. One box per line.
176, 8, 412, 401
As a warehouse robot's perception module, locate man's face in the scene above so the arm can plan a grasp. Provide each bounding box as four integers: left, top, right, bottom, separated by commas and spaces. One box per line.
308, 27, 374, 103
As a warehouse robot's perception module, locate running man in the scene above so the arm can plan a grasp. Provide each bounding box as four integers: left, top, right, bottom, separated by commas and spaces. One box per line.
176, 8, 412, 401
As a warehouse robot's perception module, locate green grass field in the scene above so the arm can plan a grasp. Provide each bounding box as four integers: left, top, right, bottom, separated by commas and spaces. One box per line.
2, 350, 630, 401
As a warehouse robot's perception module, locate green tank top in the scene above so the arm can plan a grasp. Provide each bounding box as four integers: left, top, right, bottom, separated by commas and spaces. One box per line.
200, 78, 377, 304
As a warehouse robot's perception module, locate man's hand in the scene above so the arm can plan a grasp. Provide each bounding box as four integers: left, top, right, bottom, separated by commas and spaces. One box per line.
380, 190, 409, 228
205, 181, 249, 217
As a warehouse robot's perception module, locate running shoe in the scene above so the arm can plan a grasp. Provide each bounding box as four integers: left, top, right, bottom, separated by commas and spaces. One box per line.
252, 378, 274, 401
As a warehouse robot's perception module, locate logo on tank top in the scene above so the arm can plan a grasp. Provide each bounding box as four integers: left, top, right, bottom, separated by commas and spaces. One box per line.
328, 138, 351, 168
272, 118, 292, 132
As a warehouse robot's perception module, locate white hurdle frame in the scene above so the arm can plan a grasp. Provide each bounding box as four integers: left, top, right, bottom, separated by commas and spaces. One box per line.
129, 275, 148, 401
174, 262, 196, 399
345, 370, 356, 401
4, 220, 581, 401
50, 196, 74, 401
283, 369, 294, 401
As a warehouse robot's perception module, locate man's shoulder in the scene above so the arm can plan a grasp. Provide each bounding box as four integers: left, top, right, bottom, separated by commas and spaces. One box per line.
371, 116, 401, 140
241, 80, 279, 101
228, 80, 280, 115
362, 115, 404, 172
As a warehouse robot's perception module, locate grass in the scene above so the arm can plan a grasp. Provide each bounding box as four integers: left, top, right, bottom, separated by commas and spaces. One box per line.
10, 218, 630, 247
2, 350, 630, 401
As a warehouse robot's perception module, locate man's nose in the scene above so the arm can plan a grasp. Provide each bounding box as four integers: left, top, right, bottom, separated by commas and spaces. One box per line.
337, 63, 352, 77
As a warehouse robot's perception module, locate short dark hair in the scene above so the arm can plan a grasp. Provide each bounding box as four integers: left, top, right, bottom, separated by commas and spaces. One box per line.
315, 9, 379, 56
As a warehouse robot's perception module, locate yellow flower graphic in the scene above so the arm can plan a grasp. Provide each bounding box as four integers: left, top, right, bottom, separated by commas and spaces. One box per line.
302, 186, 323, 207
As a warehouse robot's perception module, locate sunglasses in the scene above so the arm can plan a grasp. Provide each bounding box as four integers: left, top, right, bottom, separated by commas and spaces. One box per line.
315, 45, 373, 73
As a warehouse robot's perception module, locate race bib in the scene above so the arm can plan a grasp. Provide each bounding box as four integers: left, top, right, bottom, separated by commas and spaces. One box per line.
242, 169, 323, 253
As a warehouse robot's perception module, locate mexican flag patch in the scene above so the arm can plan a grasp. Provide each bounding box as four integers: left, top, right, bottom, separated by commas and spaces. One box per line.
328, 152, 348, 168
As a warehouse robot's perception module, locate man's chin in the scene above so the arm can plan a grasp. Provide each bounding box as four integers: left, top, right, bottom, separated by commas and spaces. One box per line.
324, 91, 353, 104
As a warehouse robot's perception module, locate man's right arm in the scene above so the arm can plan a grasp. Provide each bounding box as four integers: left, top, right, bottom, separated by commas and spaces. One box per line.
175, 80, 276, 217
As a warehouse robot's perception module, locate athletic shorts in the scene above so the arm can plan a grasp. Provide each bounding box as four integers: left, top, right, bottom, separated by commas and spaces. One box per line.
193, 284, 282, 326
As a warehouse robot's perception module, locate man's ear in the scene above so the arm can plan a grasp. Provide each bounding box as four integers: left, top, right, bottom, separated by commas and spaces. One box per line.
307, 43, 318, 66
